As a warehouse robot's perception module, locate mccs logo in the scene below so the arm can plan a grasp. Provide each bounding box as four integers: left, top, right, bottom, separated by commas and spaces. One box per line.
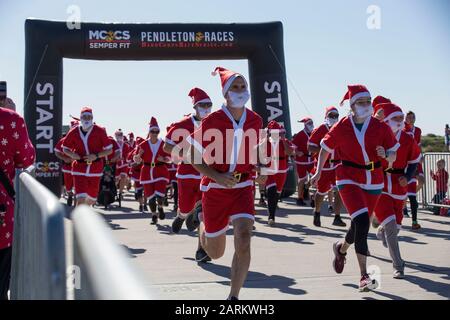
89, 30, 130, 41
36, 161, 60, 172
88, 30, 131, 49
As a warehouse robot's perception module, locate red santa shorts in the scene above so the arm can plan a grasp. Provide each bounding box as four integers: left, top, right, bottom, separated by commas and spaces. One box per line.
178, 178, 202, 217
202, 186, 255, 238
296, 163, 314, 182
338, 184, 381, 219
374, 193, 405, 227
63, 172, 74, 192
266, 172, 287, 193
143, 179, 167, 199
73, 175, 101, 201
316, 169, 336, 195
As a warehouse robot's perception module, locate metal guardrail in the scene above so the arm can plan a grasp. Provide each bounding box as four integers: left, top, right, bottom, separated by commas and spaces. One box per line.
10, 167, 67, 300
72, 205, 153, 300
422, 153, 450, 210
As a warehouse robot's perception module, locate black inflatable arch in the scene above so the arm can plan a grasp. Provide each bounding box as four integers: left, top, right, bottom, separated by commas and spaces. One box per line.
24, 19, 295, 196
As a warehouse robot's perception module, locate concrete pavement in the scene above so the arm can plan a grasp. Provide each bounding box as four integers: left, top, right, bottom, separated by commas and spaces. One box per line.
89, 192, 450, 300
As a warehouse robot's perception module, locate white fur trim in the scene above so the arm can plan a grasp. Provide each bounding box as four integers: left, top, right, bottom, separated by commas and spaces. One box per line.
205, 225, 229, 238
336, 180, 384, 190
140, 177, 170, 184
175, 173, 201, 179
230, 213, 255, 221
320, 140, 334, 153
349, 207, 369, 219
200, 180, 253, 192
350, 92, 371, 105
379, 214, 396, 227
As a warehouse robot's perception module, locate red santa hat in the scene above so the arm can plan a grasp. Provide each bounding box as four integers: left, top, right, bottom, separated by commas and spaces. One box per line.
377, 103, 404, 122
135, 137, 144, 145
325, 106, 339, 117
149, 117, 159, 131
373, 95, 392, 114
211, 66, 248, 96
298, 116, 313, 124
80, 106, 93, 117
188, 87, 212, 107
70, 120, 79, 128
267, 120, 286, 133
340, 85, 371, 106
128, 132, 134, 138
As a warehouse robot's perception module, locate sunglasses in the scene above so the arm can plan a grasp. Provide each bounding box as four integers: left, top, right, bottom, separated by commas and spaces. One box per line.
327, 113, 339, 119
150, 130, 160, 134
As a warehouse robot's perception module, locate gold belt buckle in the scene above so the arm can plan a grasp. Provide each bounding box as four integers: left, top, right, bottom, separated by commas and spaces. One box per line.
367, 161, 375, 171
151, 162, 156, 168
233, 172, 242, 181
86, 159, 92, 165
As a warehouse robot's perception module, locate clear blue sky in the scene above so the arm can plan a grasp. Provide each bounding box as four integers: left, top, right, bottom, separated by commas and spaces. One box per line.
1, 0, 449, 138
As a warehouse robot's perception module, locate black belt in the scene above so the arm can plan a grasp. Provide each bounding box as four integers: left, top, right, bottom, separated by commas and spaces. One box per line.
143, 162, 165, 167
341, 160, 381, 171
384, 168, 405, 174
330, 159, 341, 164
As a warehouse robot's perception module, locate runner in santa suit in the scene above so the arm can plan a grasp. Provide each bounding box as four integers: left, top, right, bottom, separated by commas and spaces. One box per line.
311, 85, 399, 292
164, 124, 180, 212
373, 103, 421, 279
373, 96, 391, 121
292, 117, 315, 206
263, 121, 295, 226
403, 110, 423, 229
54, 120, 79, 206
163, 87, 213, 262
127, 132, 136, 149
187, 67, 267, 300
62, 107, 113, 206
308, 106, 346, 227
134, 117, 171, 225
114, 129, 131, 201
127, 137, 146, 212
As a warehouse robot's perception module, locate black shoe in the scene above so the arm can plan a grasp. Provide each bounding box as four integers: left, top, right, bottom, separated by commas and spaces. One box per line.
149, 199, 157, 213
310, 199, 315, 209
67, 194, 73, 207
332, 215, 346, 227
328, 205, 334, 214
150, 215, 158, 225
139, 204, 144, 213
227, 296, 239, 301
158, 206, 165, 220
172, 216, 184, 233
296, 198, 306, 206
143, 204, 148, 212
313, 212, 321, 227
195, 248, 212, 263
186, 203, 202, 232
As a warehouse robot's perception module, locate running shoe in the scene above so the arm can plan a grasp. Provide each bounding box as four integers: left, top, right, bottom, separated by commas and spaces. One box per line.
359, 273, 378, 292
313, 212, 321, 227
332, 216, 346, 227
195, 248, 212, 263
332, 242, 347, 274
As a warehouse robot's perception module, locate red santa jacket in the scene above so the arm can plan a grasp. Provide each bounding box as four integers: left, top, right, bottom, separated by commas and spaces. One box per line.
265, 138, 294, 174
321, 116, 399, 190
165, 114, 203, 180
116, 141, 131, 169
127, 146, 143, 181
188, 105, 263, 192
62, 125, 112, 177
309, 123, 337, 171
404, 124, 422, 146
382, 130, 421, 199
292, 129, 313, 165
138, 138, 170, 184
54, 137, 72, 173
0, 107, 36, 249
105, 136, 120, 163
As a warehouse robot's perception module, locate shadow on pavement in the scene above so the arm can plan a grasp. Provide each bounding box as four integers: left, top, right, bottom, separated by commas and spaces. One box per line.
343, 283, 407, 300
184, 258, 307, 296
